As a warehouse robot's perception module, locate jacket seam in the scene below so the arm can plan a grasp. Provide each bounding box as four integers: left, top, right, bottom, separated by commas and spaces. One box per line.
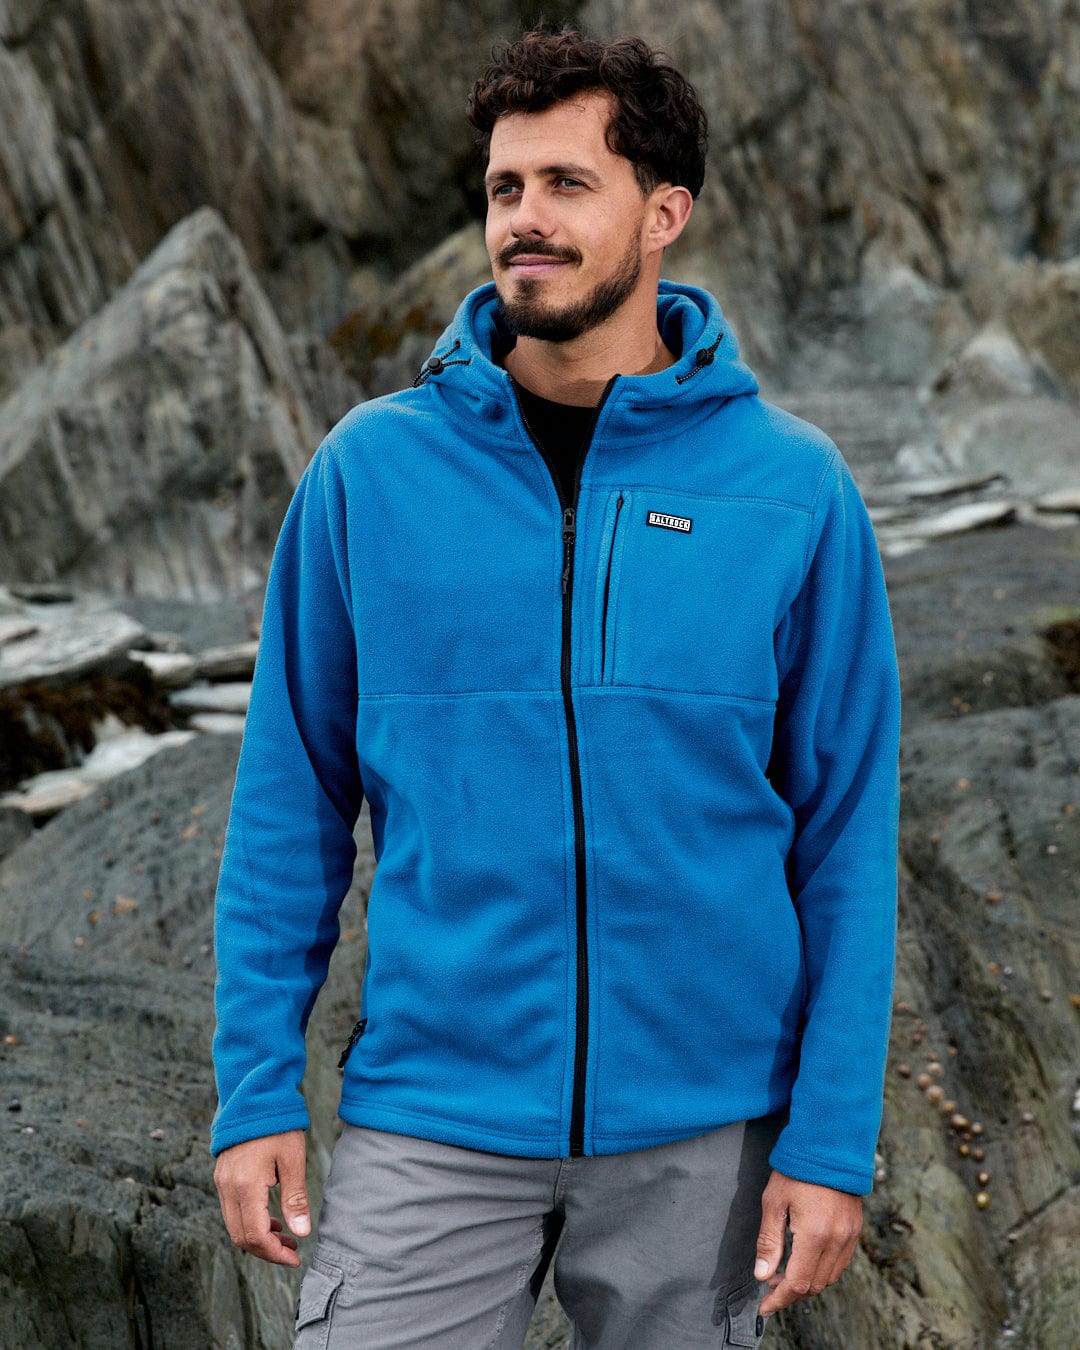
770, 1143, 870, 1181
338, 1099, 563, 1151
579, 483, 815, 513
799, 448, 839, 583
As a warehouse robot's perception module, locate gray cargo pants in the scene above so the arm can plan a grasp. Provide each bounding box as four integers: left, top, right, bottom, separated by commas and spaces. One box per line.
293, 1109, 787, 1349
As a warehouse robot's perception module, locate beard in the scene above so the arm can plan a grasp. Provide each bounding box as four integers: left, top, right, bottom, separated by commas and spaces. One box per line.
495, 227, 643, 343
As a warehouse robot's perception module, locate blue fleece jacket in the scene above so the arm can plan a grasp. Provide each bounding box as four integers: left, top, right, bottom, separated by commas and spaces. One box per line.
210, 281, 900, 1195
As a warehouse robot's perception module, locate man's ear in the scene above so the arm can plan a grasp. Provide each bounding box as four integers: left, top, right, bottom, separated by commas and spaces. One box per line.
647, 185, 694, 252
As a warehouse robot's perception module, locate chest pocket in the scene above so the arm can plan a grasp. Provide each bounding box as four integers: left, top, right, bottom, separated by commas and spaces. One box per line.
592, 488, 809, 700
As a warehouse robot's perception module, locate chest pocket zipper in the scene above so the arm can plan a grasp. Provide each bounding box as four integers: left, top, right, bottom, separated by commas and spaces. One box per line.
600, 493, 625, 684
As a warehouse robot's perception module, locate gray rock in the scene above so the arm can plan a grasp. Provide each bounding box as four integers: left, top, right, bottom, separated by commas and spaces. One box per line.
0, 804, 33, 860
0, 606, 148, 688
0, 207, 321, 600
169, 682, 251, 715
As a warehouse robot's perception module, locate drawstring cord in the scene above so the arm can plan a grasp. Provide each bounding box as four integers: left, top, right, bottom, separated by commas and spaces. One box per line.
412, 338, 472, 387
675, 331, 723, 384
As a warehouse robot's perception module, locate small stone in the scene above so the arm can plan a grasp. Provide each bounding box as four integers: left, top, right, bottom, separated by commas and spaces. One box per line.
7, 1100, 21, 1112
82, 888, 95, 901
112, 896, 138, 916
947, 1045, 959, 1056
973, 1146, 986, 1161
927, 1085, 945, 1105
957, 1142, 970, 1157
988, 961, 1001, 975
916, 1072, 933, 1089
1070, 994, 1080, 1009
75, 1119, 85, 1128
950, 1113, 971, 1132
895, 1000, 912, 1015
1047, 844, 1058, 855
3, 1034, 20, 1047
975, 1191, 990, 1209
1040, 989, 1053, 1001
1021, 1111, 1035, 1124
926, 1059, 944, 1077
986, 890, 1002, 904
956, 778, 970, 791
978, 1170, 991, 1185
1002, 966, 1013, 976
73, 936, 85, 948
970, 1121, 984, 1136
874, 1166, 887, 1181
897, 1063, 912, 1078
191, 804, 206, 817
941, 1099, 957, 1114
88, 911, 100, 925
21, 1125, 35, 1135
150, 1128, 164, 1141
911, 1031, 924, 1045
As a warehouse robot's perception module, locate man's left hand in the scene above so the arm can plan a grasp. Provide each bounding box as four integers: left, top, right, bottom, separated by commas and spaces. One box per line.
753, 1170, 863, 1317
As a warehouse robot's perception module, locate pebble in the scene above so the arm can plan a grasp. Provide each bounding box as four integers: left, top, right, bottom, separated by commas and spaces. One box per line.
974, 1191, 990, 1209
927, 1060, 944, 1078
957, 1142, 970, 1157
927, 1085, 945, 1105
1040, 989, 1053, 1001
1021, 1111, 1035, 1124
150, 1128, 164, 1141
972, 1147, 986, 1161
3, 1034, 20, 1047
985, 889, 1002, 904
978, 1171, 991, 1185
940, 1099, 957, 1115
897, 1063, 912, 1078
949, 1113, 970, 1132
917, 1072, 932, 1089
7, 1100, 21, 1112
970, 1121, 984, 1136
21, 1125, 35, 1135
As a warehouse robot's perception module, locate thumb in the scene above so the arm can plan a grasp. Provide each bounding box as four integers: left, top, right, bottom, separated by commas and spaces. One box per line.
277, 1134, 311, 1237
754, 1193, 788, 1281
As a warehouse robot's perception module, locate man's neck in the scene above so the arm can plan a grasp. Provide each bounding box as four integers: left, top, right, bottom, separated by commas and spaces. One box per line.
502, 304, 676, 406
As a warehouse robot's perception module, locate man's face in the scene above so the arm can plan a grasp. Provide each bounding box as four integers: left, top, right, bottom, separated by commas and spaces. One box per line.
484, 93, 651, 343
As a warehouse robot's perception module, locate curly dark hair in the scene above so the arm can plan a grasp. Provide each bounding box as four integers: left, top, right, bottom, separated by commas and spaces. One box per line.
466, 27, 708, 199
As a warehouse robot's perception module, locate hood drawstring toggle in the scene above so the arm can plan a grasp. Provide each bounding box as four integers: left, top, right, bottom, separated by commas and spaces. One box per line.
675, 331, 724, 385
413, 338, 471, 387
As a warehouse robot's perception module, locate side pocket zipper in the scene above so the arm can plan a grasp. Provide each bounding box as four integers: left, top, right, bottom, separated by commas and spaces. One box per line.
337, 1018, 367, 1070
600, 493, 624, 683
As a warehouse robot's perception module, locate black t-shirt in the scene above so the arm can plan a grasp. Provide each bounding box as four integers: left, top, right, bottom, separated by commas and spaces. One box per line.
512, 379, 597, 507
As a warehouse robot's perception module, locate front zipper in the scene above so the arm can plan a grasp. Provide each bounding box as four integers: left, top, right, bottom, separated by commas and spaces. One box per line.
600, 493, 624, 683
515, 374, 618, 1157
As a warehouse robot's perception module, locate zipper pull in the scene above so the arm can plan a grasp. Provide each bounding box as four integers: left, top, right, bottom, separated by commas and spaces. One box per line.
337, 1018, 367, 1070
562, 506, 576, 594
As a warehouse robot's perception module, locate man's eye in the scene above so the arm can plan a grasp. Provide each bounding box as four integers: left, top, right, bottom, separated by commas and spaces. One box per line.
557, 178, 584, 189
491, 183, 518, 198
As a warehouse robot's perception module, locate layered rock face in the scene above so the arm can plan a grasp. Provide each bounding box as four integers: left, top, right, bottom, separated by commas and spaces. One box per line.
0, 1, 1078, 1347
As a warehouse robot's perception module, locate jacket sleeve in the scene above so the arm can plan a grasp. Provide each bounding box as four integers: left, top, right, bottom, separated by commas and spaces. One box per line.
210, 441, 363, 1156
766, 448, 901, 1195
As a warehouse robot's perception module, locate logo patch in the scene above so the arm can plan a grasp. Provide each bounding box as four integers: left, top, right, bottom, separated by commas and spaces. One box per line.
646, 510, 692, 534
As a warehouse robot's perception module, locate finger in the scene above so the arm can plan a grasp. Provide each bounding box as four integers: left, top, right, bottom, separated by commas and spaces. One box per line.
758, 1228, 837, 1316
235, 1179, 301, 1267
269, 1217, 299, 1252
276, 1137, 312, 1239
754, 1191, 789, 1282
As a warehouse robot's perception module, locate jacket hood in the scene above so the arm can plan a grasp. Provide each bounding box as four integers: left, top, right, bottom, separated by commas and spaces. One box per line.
413, 280, 759, 446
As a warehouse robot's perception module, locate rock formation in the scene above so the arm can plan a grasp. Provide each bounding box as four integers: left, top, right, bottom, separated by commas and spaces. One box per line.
0, 1, 1078, 1346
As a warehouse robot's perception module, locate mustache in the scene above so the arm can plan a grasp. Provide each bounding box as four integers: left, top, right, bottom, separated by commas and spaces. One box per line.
497, 240, 581, 267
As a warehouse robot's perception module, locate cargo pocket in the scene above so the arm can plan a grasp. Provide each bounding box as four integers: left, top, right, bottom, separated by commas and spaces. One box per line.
293, 1260, 344, 1350
720, 1275, 767, 1347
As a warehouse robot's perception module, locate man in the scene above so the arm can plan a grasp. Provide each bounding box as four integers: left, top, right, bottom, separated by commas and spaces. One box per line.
212, 27, 900, 1349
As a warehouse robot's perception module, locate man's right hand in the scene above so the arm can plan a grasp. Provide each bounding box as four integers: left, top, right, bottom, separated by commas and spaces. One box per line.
213, 1129, 311, 1266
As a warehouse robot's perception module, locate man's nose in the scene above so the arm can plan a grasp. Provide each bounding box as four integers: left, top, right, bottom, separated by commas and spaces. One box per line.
509, 185, 554, 238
